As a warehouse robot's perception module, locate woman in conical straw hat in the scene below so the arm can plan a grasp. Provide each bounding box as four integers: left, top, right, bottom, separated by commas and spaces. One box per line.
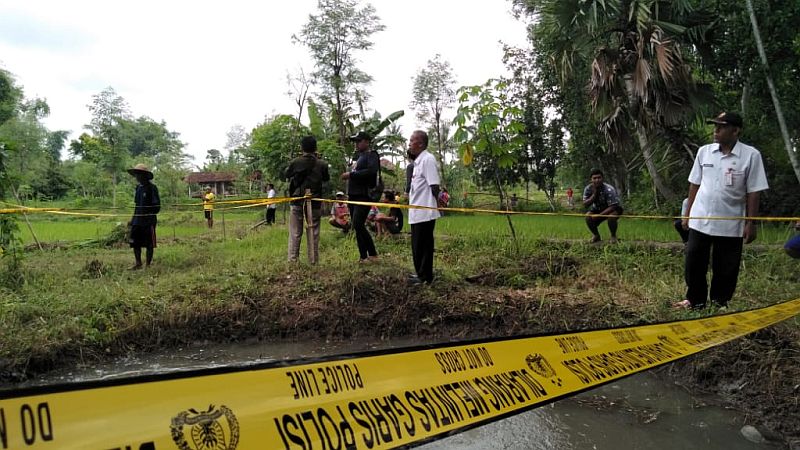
127, 164, 160, 269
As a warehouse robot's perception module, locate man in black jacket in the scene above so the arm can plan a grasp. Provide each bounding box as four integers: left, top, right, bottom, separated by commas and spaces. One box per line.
285, 136, 330, 264
341, 131, 379, 262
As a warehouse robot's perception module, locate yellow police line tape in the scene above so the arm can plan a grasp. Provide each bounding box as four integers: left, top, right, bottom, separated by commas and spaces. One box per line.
1, 195, 799, 223
316, 198, 800, 223
1, 297, 798, 450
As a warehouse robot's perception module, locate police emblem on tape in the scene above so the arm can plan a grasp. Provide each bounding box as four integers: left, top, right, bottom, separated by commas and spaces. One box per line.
526, 353, 562, 386
171, 405, 239, 450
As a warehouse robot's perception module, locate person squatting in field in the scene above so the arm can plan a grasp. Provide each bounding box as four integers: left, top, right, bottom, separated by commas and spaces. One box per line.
582, 168, 623, 243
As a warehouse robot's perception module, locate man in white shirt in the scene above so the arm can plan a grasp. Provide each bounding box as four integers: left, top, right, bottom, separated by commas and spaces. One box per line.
266, 183, 277, 225
673, 112, 769, 310
407, 130, 441, 285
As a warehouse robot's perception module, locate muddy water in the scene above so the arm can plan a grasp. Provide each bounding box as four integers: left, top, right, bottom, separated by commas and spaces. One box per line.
11, 339, 780, 449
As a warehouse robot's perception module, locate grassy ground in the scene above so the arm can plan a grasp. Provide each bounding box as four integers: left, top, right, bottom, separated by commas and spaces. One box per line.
1, 207, 798, 441
16, 204, 797, 245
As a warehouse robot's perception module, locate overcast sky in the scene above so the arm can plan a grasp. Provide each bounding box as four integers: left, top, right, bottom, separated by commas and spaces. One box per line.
0, 1, 529, 165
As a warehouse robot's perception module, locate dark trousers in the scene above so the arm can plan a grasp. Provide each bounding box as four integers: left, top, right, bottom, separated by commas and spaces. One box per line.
586, 206, 622, 237
266, 208, 276, 225
685, 229, 743, 307
673, 219, 689, 243
411, 220, 436, 282
350, 202, 377, 259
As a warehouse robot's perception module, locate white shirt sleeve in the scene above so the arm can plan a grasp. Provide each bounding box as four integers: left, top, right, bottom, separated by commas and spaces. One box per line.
746, 151, 769, 193
422, 155, 440, 187
688, 147, 705, 185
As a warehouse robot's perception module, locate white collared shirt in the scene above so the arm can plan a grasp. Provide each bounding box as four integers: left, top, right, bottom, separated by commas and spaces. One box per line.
688, 141, 768, 237
408, 150, 441, 224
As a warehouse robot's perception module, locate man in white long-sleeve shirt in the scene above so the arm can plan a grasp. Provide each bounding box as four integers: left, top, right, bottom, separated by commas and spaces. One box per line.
407, 130, 441, 285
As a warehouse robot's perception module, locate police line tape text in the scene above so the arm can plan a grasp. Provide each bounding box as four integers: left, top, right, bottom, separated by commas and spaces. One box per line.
274, 368, 547, 449
0, 402, 53, 449
433, 347, 493, 374
287, 363, 364, 400
561, 342, 683, 385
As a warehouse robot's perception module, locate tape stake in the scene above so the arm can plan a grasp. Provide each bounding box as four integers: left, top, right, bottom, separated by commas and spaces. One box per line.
1, 297, 799, 449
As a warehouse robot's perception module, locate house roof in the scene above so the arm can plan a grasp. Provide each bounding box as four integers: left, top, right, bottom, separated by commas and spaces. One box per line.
184, 172, 238, 183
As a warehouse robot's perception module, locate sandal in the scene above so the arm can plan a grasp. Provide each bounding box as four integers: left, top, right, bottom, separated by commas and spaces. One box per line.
672, 299, 705, 310
671, 299, 693, 309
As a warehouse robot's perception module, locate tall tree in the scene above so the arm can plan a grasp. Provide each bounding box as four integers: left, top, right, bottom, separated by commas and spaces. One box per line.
46, 130, 69, 161
294, 0, 385, 148
286, 68, 312, 128
744, 0, 800, 184
503, 45, 566, 208
0, 69, 21, 260
0, 97, 51, 193
84, 87, 132, 207
224, 124, 249, 165
411, 54, 456, 179
516, 0, 716, 202
205, 149, 224, 170
119, 116, 184, 159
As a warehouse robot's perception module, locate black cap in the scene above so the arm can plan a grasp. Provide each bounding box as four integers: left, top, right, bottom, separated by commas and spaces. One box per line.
706, 111, 743, 128
349, 131, 372, 142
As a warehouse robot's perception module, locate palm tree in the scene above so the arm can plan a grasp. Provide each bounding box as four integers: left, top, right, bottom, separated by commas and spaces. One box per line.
521, 0, 715, 201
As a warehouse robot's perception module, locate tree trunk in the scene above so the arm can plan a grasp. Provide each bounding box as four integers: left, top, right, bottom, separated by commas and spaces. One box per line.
746, 0, 800, 184
624, 78, 675, 201
112, 172, 117, 208
740, 78, 750, 116
434, 114, 447, 184
335, 79, 347, 149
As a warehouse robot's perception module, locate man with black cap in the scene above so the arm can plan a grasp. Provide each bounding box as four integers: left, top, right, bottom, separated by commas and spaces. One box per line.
127, 163, 160, 269
673, 112, 768, 310
341, 131, 380, 262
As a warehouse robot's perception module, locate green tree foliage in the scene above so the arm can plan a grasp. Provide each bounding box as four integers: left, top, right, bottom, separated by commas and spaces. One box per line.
70, 87, 189, 203
502, 45, 566, 208
120, 116, 184, 158
248, 115, 311, 185
63, 159, 110, 199
224, 124, 250, 166
294, 0, 385, 148
696, 0, 800, 214
411, 54, 456, 175
0, 69, 23, 282
516, 0, 717, 202
80, 87, 132, 206
46, 130, 69, 161
0, 98, 52, 198
453, 79, 526, 202
0, 69, 21, 126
